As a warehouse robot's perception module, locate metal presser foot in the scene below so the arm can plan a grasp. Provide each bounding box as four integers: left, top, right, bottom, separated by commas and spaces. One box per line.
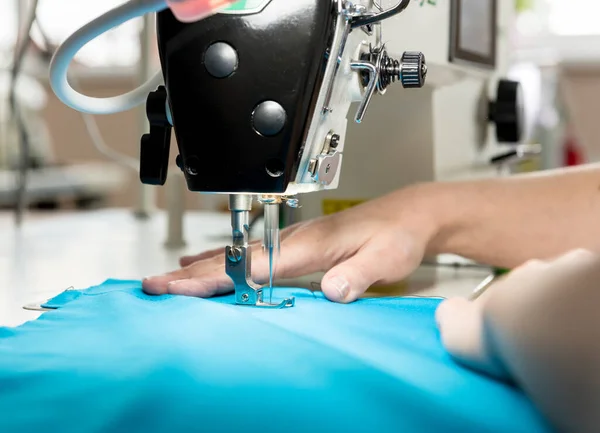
226, 195, 294, 309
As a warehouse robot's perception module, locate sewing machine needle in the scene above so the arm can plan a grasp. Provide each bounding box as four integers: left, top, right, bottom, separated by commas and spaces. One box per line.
268, 244, 274, 302
263, 202, 280, 303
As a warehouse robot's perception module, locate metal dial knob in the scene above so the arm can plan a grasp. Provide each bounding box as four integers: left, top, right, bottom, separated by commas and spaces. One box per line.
488, 79, 524, 143
400, 51, 427, 88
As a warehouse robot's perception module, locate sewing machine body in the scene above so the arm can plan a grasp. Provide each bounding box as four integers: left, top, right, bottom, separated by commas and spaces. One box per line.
157, 1, 523, 227
154, 0, 336, 194
296, 0, 521, 221
148, 0, 422, 199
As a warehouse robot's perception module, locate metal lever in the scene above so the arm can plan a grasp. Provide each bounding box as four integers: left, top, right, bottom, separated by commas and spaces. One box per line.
140, 86, 171, 186
350, 0, 410, 28
350, 61, 378, 123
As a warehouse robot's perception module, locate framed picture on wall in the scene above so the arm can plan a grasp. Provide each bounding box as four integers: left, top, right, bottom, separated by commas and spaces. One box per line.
449, 0, 497, 68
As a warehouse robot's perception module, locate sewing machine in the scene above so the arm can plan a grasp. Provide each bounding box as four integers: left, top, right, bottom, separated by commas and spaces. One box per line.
48, 0, 428, 308
297, 0, 525, 222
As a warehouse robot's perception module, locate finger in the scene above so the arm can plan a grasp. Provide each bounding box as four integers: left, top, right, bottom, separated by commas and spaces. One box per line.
180, 250, 220, 267
320, 249, 387, 303
471, 259, 551, 307
436, 298, 488, 368
320, 232, 420, 303
142, 255, 223, 295
436, 298, 508, 379
143, 268, 195, 295
165, 272, 233, 298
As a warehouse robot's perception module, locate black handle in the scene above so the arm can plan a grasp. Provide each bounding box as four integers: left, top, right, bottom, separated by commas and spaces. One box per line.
140, 86, 172, 186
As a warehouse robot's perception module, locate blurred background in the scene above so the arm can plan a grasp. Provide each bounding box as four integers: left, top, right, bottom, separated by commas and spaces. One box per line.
0, 0, 188, 214
1, 0, 599, 216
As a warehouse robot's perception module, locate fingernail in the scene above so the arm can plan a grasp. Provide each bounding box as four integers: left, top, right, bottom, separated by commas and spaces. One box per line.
167, 279, 186, 289
329, 276, 349, 299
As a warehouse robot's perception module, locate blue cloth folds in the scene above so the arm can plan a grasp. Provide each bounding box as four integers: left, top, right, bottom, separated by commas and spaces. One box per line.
0, 279, 553, 433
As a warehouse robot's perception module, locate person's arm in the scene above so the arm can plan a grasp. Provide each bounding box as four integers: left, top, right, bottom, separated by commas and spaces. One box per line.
143, 163, 600, 302
436, 249, 600, 433
428, 162, 600, 267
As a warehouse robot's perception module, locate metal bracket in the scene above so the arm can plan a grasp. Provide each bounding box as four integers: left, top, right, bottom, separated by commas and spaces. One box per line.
309, 131, 343, 185
226, 245, 294, 308
311, 150, 341, 185
349, 0, 411, 28
322, 0, 351, 114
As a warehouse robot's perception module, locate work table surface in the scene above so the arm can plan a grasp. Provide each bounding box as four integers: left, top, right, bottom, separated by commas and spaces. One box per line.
0, 209, 490, 327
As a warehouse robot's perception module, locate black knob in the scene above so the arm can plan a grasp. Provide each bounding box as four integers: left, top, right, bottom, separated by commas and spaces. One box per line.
140, 86, 172, 185
400, 51, 427, 88
375, 50, 427, 91
488, 79, 524, 143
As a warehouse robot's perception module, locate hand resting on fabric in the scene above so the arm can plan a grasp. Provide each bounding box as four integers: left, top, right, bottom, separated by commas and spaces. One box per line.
143, 185, 440, 303
436, 248, 600, 433
144, 164, 600, 303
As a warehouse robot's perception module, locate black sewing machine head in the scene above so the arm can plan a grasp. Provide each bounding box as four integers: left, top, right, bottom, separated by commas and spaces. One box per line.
140, 0, 427, 196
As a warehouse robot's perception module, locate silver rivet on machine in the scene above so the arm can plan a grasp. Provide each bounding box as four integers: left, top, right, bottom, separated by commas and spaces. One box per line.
204, 42, 238, 78
251, 101, 286, 136
227, 247, 242, 263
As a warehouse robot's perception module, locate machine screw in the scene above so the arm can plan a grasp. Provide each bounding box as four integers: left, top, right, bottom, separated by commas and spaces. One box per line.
330, 134, 340, 149
185, 166, 197, 175
345, 2, 367, 17
323, 130, 340, 152
285, 197, 299, 208
185, 156, 200, 176
241, 293, 249, 302
227, 247, 242, 263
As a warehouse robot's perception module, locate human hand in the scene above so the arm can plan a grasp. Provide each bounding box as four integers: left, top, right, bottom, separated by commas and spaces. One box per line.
143, 185, 441, 303
436, 249, 600, 433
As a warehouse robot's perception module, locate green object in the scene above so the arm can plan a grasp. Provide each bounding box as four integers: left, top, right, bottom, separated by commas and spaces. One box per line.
494, 267, 510, 276
515, 0, 534, 13
224, 0, 247, 10
222, 0, 270, 12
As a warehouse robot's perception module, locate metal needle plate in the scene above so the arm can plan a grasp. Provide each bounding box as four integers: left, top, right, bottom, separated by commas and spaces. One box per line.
254, 296, 295, 308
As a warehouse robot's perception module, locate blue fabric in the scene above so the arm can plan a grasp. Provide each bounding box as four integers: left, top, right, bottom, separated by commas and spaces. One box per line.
0, 279, 553, 433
